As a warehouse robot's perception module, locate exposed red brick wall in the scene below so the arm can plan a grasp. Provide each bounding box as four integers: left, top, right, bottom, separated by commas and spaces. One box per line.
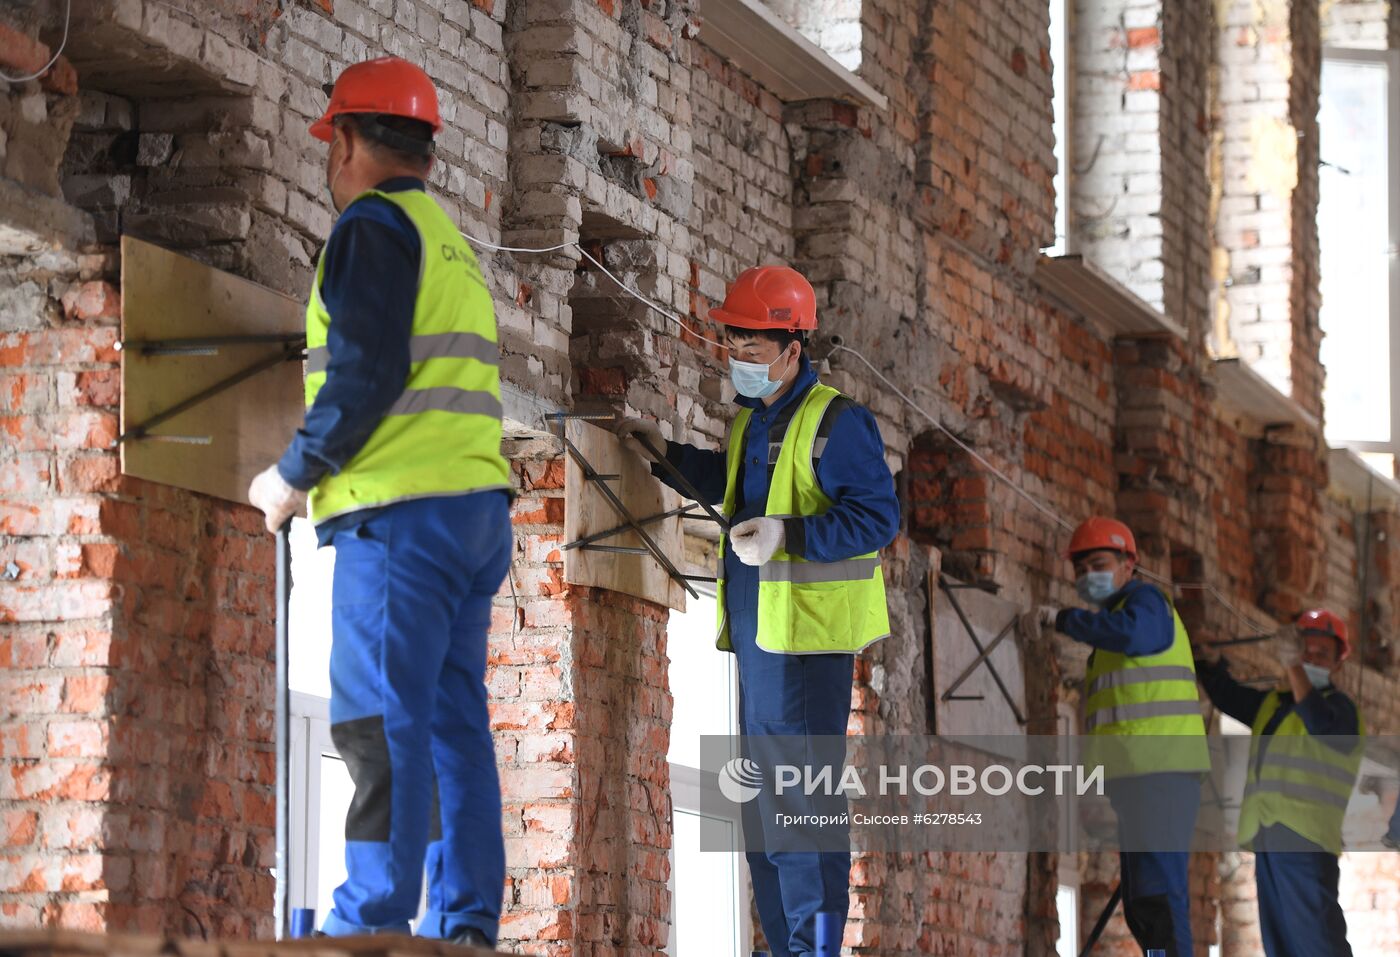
494, 451, 672, 955
1, 255, 275, 938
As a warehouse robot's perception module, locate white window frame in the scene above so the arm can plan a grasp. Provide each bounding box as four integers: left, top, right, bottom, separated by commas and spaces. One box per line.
1320, 47, 1400, 456
288, 690, 335, 913
664, 586, 752, 957
1054, 704, 1080, 957
1046, 0, 1074, 256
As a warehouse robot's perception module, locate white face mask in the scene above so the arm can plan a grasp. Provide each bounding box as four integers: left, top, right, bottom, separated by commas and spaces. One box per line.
1302, 662, 1332, 690
729, 349, 793, 399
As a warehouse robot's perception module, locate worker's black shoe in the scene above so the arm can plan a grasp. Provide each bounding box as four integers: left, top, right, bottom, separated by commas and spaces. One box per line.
1384, 832, 1399, 850
449, 928, 491, 949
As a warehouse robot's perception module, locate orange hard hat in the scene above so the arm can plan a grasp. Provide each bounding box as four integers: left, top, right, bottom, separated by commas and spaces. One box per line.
1067, 517, 1137, 560
310, 57, 442, 143
709, 265, 818, 332
1297, 608, 1350, 660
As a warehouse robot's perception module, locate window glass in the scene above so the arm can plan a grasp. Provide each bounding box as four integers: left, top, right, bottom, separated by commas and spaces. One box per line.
665, 594, 735, 769
670, 809, 741, 955
315, 753, 353, 921
289, 517, 334, 697
1320, 54, 1392, 444
1055, 884, 1078, 956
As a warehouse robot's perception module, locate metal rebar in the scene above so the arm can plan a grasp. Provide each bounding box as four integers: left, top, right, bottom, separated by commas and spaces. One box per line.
634, 433, 730, 533
557, 430, 698, 600
565, 502, 700, 551
582, 544, 650, 555
120, 333, 307, 356
119, 345, 302, 444
1203, 633, 1273, 648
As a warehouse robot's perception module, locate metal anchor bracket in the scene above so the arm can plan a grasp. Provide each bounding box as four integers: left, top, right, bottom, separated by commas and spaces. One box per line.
548, 412, 700, 600
937, 575, 1026, 725
117, 334, 307, 445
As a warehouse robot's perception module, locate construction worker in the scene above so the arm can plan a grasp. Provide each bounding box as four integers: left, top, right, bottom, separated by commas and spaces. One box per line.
617, 266, 899, 956
1035, 517, 1208, 957
1195, 609, 1364, 957
247, 57, 511, 947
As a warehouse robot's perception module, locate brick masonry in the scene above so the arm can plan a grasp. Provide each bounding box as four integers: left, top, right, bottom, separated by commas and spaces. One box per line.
1, 0, 1400, 954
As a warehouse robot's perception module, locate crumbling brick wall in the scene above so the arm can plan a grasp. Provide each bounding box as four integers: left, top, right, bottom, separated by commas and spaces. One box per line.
6, 0, 1400, 953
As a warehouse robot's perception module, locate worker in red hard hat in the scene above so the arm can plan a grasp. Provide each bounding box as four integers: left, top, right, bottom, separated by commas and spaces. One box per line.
618, 265, 899, 956
248, 57, 509, 948
1195, 608, 1363, 956
1034, 516, 1208, 957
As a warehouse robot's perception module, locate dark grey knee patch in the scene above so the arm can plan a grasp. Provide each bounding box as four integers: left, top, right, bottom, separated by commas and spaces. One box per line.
332, 715, 392, 842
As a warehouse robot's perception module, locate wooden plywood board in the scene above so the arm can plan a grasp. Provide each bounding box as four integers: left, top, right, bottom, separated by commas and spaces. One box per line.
930, 574, 1026, 739
120, 236, 305, 506
563, 420, 688, 612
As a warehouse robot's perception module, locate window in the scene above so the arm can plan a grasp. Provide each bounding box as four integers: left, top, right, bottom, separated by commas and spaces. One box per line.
1319, 49, 1400, 456
1055, 883, 1079, 957
285, 519, 430, 927
1046, 0, 1072, 255
665, 591, 749, 956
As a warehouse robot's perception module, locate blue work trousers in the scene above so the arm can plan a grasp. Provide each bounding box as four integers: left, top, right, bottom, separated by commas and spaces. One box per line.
320, 492, 511, 944
1254, 825, 1353, 957
1105, 772, 1201, 957
730, 552, 854, 957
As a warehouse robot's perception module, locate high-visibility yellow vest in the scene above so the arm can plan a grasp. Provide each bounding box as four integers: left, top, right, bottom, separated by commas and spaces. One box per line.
303, 187, 510, 524
714, 383, 890, 655
1082, 586, 1209, 777
1237, 689, 1363, 854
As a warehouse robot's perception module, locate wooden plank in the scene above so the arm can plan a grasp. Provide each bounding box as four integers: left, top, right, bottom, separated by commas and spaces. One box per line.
119, 236, 305, 506
562, 420, 687, 612
930, 573, 1026, 742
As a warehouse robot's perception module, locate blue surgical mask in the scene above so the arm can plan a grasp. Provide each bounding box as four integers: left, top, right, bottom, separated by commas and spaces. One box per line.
730, 351, 792, 399
1302, 663, 1332, 690
1076, 571, 1118, 606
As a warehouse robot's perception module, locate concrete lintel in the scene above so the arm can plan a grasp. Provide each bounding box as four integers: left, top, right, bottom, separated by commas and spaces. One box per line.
1035, 253, 1188, 341
1212, 357, 1320, 436
698, 0, 888, 110
1328, 446, 1400, 514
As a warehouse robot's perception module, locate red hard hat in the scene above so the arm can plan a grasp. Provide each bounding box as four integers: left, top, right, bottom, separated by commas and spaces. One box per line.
1297, 608, 1350, 660
709, 265, 818, 332
311, 57, 442, 143
1067, 517, 1137, 560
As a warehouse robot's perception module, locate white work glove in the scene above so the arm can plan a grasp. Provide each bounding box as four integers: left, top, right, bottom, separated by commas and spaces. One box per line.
616, 417, 664, 460
1275, 623, 1302, 668
729, 517, 786, 566
1037, 604, 1060, 629
248, 464, 306, 534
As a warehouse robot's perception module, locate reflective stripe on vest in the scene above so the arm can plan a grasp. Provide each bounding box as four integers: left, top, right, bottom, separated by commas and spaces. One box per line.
307, 330, 500, 375
1086, 664, 1198, 699
1236, 690, 1364, 854
303, 188, 509, 525
714, 383, 890, 655
1080, 586, 1209, 776
1083, 698, 1205, 733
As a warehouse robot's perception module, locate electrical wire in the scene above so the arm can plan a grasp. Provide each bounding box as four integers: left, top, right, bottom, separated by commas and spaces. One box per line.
829, 343, 1075, 533
464, 230, 1285, 637
462, 232, 730, 351
0, 0, 72, 84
